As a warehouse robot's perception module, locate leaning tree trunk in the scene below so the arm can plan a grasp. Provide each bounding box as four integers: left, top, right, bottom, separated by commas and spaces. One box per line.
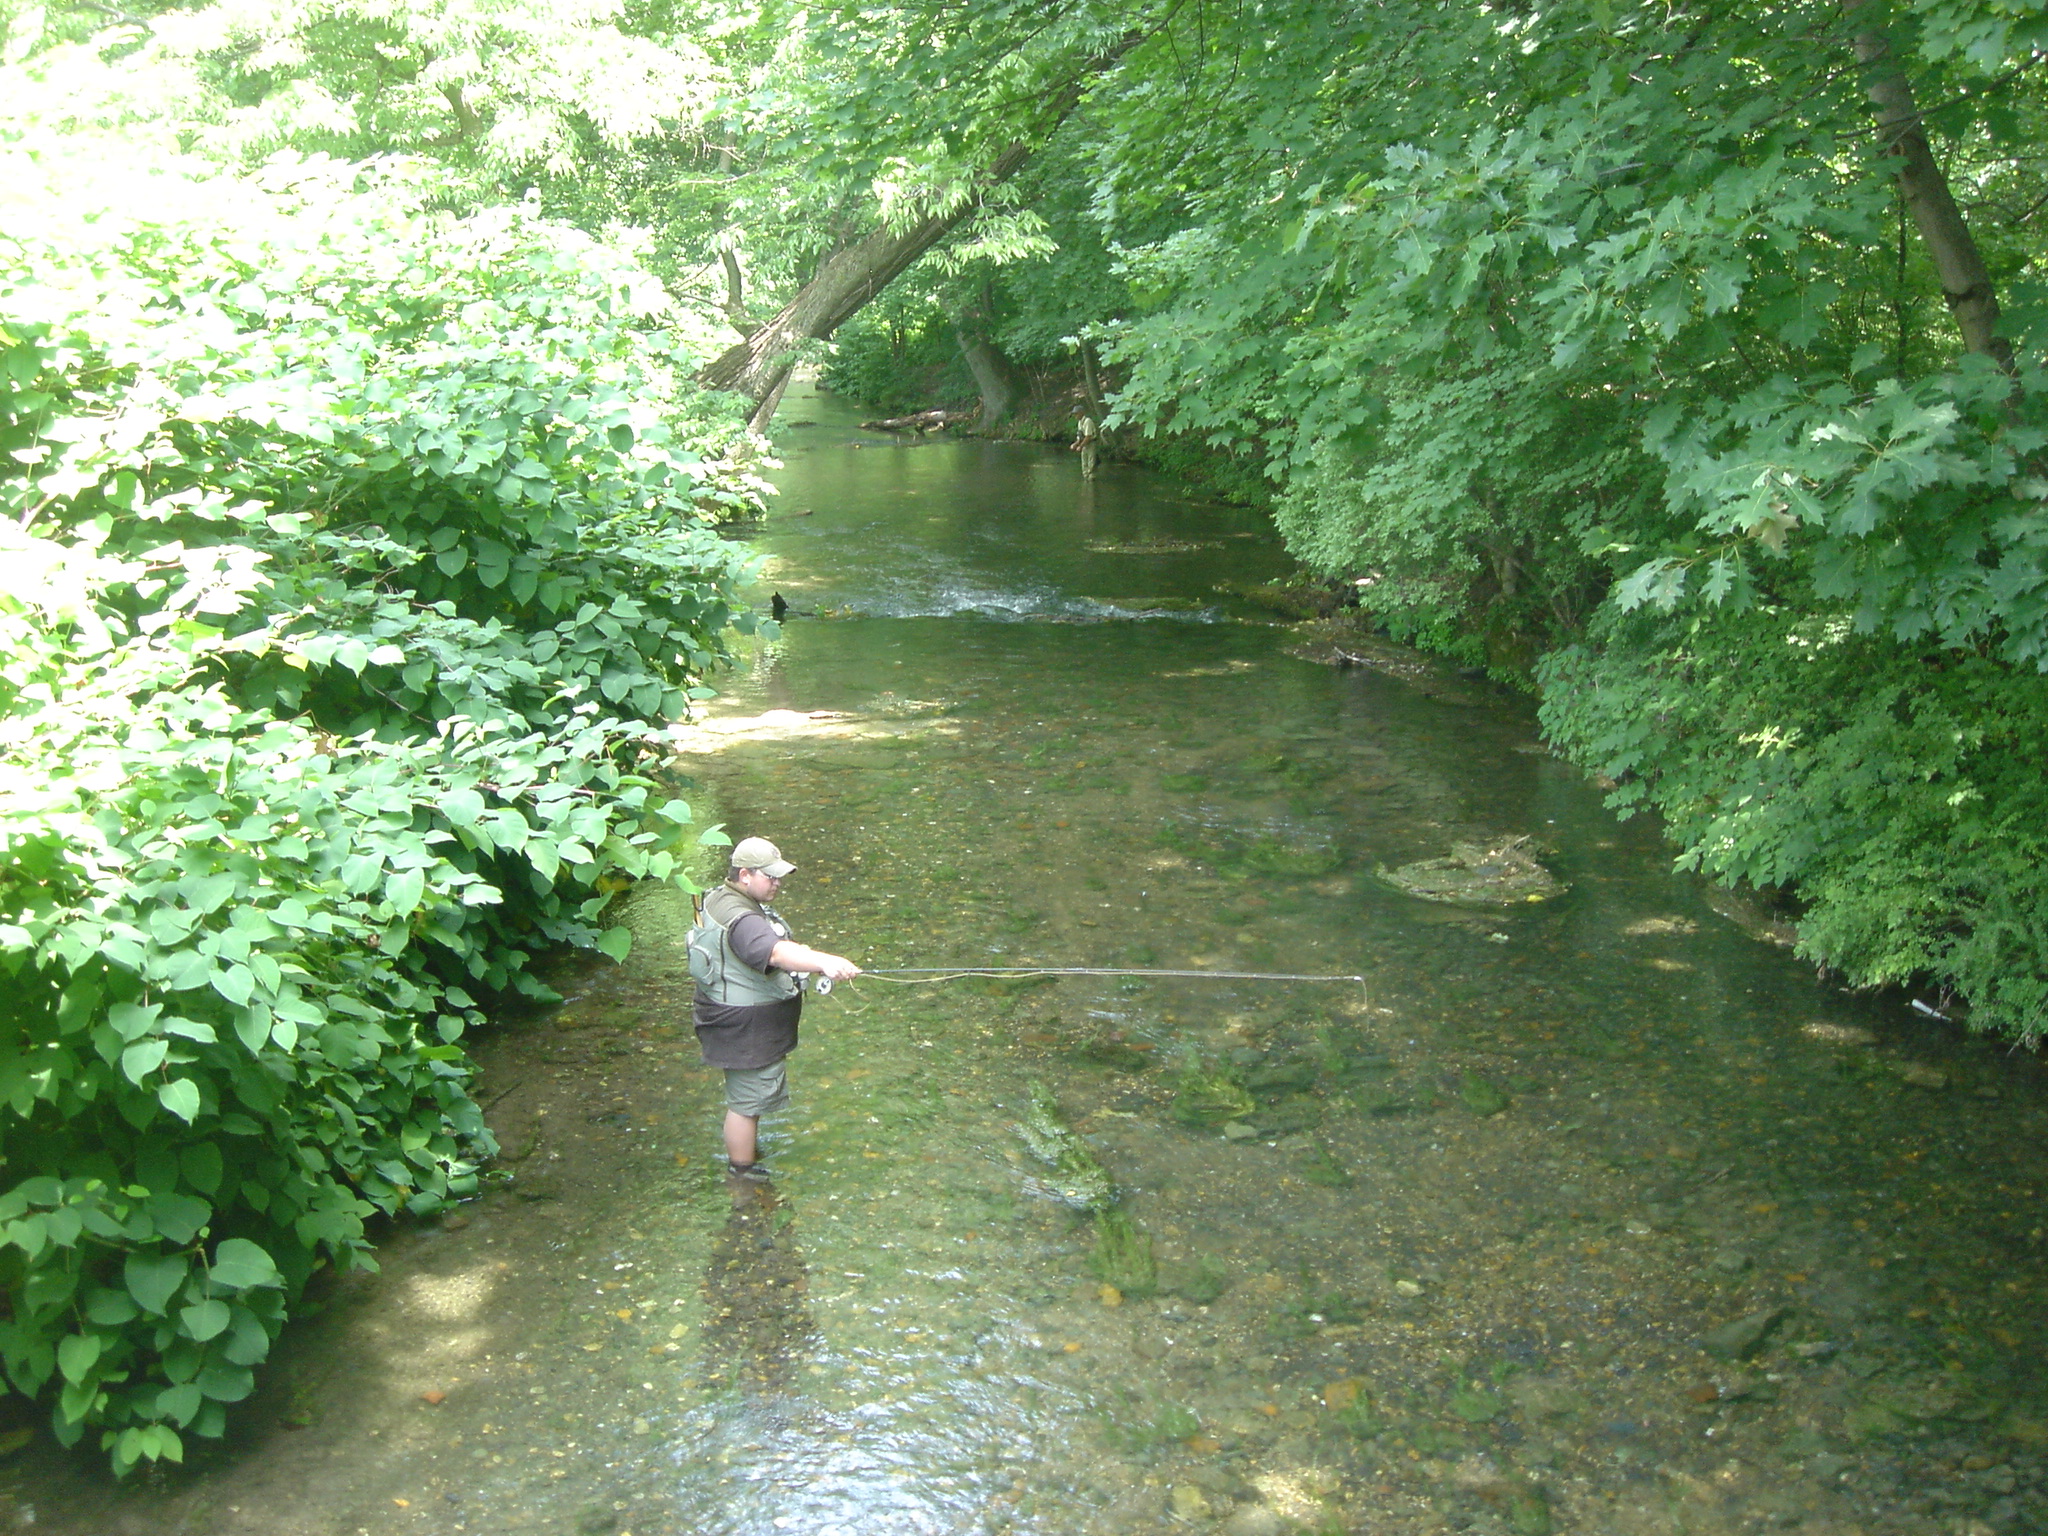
1846, 3, 2015, 373
695, 34, 1145, 417
695, 141, 1036, 408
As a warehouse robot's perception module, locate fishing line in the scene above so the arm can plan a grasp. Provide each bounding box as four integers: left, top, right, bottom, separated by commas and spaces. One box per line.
816, 966, 1366, 993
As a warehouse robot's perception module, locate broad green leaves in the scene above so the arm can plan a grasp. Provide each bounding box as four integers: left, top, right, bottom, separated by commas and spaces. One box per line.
0, 134, 761, 1470
124, 1254, 188, 1316
207, 1240, 281, 1291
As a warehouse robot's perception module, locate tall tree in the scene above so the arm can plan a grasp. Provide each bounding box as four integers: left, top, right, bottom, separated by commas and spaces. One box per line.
1846, 0, 2015, 372
691, 3, 1155, 417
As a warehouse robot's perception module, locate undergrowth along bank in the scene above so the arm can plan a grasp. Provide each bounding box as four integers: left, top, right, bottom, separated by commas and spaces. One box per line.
0, 140, 763, 1471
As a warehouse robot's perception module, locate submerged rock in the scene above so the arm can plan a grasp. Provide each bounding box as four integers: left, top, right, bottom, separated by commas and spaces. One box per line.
1222, 1504, 1291, 1536
1707, 1247, 1754, 1275
1700, 1307, 1788, 1361
1170, 1484, 1215, 1520
1089, 1209, 1158, 1298
1174, 1069, 1257, 1128
1016, 1082, 1116, 1211
1378, 836, 1566, 907
1459, 1073, 1511, 1116
1508, 1376, 1591, 1421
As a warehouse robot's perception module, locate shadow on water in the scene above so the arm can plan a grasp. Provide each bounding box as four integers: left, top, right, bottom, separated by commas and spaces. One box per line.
700, 1179, 817, 1397
8, 377, 2048, 1536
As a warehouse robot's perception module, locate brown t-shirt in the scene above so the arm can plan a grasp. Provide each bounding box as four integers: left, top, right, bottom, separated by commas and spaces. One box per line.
692, 901, 801, 1069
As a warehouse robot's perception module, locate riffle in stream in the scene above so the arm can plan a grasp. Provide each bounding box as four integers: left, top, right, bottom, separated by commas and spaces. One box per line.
10, 380, 2048, 1536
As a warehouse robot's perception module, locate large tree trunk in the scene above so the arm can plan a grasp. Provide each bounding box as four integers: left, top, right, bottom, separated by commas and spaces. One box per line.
956, 311, 1025, 432
955, 277, 1028, 430
695, 141, 1036, 407
1846, 5, 2015, 373
696, 35, 1144, 416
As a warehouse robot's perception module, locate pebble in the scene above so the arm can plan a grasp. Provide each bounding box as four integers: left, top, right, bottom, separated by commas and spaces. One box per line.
1170, 1484, 1214, 1519
1701, 1307, 1787, 1361
1222, 1504, 1290, 1536
1223, 1122, 1258, 1141
1801, 1022, 1875, 1046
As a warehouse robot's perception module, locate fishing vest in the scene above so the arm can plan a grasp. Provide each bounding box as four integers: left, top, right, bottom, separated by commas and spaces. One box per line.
687, 884, 801, 1007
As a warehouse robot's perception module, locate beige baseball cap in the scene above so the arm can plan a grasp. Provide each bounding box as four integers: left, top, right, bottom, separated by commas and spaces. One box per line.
730, 836, 795, 878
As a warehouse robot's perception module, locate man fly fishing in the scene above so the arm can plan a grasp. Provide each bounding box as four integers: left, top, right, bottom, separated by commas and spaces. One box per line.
687, 837, 860, 1182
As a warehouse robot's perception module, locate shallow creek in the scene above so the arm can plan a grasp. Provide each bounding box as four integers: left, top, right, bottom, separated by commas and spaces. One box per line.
11, 382, 2048, 1536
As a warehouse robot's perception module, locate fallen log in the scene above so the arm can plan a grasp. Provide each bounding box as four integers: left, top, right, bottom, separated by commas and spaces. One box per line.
860, 408, 974, 434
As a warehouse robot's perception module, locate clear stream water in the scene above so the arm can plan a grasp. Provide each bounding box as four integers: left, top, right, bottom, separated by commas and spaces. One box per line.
10, 381, 2048, 1536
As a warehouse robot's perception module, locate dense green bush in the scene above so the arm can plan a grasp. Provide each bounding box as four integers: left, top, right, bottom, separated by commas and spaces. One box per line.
1076, 0, 2048, 1035
1272, 356, 1644, 672
1541, 606, 2048, 1040
0, 140, 765, 1469
823, 293, 976, 413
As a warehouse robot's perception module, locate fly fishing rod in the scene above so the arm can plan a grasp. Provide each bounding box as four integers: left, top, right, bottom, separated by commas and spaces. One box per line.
815, 965, 1365, 993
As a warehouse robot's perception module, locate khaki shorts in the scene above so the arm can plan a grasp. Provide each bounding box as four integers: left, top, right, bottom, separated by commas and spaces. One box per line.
723, 1061, 790, 1119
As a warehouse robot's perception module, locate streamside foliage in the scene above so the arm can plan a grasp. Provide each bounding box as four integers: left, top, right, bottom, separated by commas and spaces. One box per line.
0, 141, 766, 1470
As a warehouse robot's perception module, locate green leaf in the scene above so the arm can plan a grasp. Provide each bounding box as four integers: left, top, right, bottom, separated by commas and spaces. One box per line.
179, 873, 237, 915
146, 1192, 212, 1246
595, 925, 632, 962
208, 1238, 282, 1290
155, 949, 216, 992
4, 1215, 49, 1260
340, 852, 383, 894
441, 788, 485, 826
56, 1333, 103, 1385
195, 1360, 254, 1402
178, 1299, 231, 1342
155, 1383, 204, 1425
121, 1039, 169, 1085
385, 866, 426, 915
125, 1253, 188, 1316
181, 1142, 224, 1195
85, 1288, 140, 1326
221, 1306, 273, 1366
150, 1424, 186, 1464
211, 964, 255, 1008
108, 1002, 162, 1043
158, 1079, 202, 1123
233, 1006, 271, 1053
